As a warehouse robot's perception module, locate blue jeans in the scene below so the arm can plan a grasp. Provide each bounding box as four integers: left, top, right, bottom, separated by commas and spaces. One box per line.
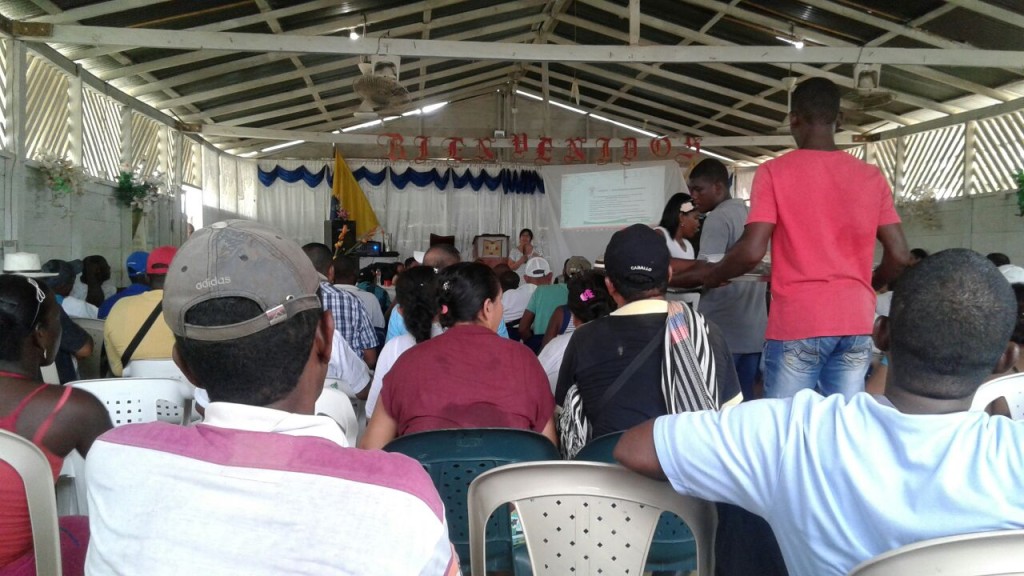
762, 336, 872, 400
733, 353, 762, 402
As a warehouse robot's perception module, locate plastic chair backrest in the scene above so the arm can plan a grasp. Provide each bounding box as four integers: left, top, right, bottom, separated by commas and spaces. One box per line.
385, 428, 560, 574
468, 461, 716, 576
314, 387, 359, 447
122, 359, 196, 423
72, 318, 105, 380
40, 363, 60, 385
56, 450, 88, 516
573, 431, 623, 462
969, 373, 1024, 419
0, 429, 62, 575
847, 530, 1024, 576
70, 378, 191, 426
573, 431, 699, 572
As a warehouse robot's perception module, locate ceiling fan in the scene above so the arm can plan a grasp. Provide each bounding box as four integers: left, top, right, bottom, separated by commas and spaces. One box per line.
843, 64, 896, 111
352, 55, 411, 119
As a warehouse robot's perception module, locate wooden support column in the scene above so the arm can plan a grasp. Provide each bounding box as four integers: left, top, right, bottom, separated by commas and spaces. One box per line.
6, 40, 27, 243
629, 0, 640, 46
67, 71, 83, 165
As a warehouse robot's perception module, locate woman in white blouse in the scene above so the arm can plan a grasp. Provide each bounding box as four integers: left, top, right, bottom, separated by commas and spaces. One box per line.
654, 192, 701, 259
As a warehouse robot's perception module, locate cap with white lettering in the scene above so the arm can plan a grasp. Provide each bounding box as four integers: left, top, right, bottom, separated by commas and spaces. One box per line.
162, 220, 322, 341
603, 223, 670, 288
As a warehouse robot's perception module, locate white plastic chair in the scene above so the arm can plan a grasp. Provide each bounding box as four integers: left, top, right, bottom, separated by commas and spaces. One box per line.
315, 386, 359, 447
70, 377, 192, 426
468, 461, 717, 576
56, 450, 87, 517
847, 530, 1024, 576
969, 373, 1024, 419
0, 429, 62, 575
122, 359, 197, 423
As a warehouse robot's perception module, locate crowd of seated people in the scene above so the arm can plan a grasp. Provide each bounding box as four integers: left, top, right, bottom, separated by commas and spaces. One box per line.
2, 219, 1023, 576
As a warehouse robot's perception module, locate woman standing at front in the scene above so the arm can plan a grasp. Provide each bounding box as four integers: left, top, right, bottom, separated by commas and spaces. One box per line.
655, 192, 702, 307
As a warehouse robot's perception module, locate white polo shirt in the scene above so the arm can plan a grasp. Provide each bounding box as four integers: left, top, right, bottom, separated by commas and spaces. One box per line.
86, 403, 456, 575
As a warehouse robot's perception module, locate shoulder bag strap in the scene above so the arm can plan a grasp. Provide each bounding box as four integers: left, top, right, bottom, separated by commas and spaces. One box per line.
121, 302, 163, 369
591, 329, 662, 414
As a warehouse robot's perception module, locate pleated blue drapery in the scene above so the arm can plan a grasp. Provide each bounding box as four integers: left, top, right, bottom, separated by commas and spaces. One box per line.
259, 164, 544, 195
257, 165, 332, 188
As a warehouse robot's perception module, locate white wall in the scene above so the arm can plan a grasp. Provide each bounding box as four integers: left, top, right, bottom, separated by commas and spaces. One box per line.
0, 155, 182, 286
896, 191, 1024, 264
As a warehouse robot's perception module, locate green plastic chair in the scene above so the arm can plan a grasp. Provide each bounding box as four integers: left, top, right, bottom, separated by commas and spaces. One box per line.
385, 428, 560, 575
575, 431, 699, 573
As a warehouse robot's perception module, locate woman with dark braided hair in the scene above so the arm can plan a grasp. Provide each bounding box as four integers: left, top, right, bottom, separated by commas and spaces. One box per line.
0, 273, 111, 575
360, 262, 556, 449
363, 265, 442, 419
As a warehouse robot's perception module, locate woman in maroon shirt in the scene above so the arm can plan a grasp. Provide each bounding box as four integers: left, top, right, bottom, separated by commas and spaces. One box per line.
360, 262, 556, 449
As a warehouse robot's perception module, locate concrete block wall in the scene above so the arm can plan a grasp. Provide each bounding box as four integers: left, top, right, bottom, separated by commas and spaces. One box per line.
897, 192, 1024, 264
2, 158, 180, 287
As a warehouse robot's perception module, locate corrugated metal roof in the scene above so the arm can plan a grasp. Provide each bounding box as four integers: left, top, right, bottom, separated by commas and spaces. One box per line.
1, 0, 1022, 162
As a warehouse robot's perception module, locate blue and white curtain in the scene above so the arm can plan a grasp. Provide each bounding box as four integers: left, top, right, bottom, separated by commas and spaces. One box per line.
252, 160, 549, 259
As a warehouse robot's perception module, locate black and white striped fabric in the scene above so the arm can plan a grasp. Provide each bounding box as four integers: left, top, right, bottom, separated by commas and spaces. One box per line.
661, 300, 718, 413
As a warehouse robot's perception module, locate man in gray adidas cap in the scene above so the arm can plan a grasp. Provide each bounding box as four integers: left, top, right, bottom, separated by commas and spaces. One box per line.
85, 220, 459, 575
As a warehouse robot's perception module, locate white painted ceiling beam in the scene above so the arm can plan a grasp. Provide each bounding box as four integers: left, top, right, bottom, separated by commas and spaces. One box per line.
916, 1, 1024, 42
219, 82, 509, 155
523, 63, 758, 137
148, 14, 548, 109
207, 66, 516, 147
12, 23, 1024, 67
597, 0, 736, 112
82, 0, 546, 79
65, 0, 477, 64
569, 1, 943, 121
123, 2, 542, 97
27, 0, 168, 24
551, 16, 791, 115
690, 2, 966, 133
517, 76, 771, 162
177, 35, 531, 123
205, 125, 852, 149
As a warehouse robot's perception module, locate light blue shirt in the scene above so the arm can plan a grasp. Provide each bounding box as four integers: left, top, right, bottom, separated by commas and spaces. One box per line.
385, 307, 508, 343
654, 390, 1024, 576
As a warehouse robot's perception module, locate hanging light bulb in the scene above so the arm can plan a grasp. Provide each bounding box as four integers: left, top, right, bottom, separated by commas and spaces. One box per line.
349, 28, 360, 40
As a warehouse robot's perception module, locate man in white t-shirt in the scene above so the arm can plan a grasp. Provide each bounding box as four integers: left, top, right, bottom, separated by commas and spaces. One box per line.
86, 220, 458, 576
70, 255, 116, 307
499, 269, 535, 332
616, 249, 1024, 576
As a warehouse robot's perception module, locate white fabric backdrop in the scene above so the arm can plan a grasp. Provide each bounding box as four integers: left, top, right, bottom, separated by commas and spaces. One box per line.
352, 160, 549, 260
254, 159, 332, 246
245, 159, 682, 271
249, 159, 548, 260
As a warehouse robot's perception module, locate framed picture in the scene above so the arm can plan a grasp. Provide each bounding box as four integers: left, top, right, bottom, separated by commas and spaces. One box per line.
472, 234, 509, 262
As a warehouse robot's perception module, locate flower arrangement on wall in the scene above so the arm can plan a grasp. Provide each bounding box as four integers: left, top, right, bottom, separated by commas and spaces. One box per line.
36, 154, 87, 217
114, 167, 165, 213
898, 187, 941, 230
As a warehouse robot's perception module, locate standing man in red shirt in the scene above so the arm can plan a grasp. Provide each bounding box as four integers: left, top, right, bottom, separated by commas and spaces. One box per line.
703, 77, 909, 399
